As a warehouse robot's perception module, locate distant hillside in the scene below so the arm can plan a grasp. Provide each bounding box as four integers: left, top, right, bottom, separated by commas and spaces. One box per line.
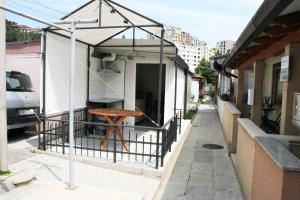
6, 20, 41, 42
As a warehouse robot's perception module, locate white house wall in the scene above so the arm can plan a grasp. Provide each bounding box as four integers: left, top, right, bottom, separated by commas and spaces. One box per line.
176, 67, 186, 113
164, 60, 175, 123
45, 32, 88, 114
89, 48, 104, 100
123, 57, 176, 125
89, 52, 125, 101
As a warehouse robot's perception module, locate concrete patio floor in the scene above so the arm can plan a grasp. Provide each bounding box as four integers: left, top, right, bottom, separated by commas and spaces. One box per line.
161, 102, 244, 200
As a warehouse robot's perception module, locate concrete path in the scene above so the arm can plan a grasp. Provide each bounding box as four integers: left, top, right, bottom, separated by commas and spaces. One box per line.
162, 103, 243, 200
0, 153, 160, 200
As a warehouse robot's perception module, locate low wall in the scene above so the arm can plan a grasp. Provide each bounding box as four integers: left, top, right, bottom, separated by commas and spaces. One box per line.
222, 102, 241, 153
236, 118, 300, 200
235, 118, 266, 200
216, 96, 224, 123
252, 137, 300, 200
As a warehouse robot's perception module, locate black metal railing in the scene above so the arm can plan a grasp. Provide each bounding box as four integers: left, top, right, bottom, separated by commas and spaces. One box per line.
39, 109, 182, 169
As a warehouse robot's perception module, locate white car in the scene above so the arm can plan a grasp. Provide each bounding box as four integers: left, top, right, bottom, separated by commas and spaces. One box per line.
6, 71, 40, 130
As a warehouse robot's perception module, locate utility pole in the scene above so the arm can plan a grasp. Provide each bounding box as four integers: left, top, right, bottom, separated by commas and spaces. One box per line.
0, 0, 8, 172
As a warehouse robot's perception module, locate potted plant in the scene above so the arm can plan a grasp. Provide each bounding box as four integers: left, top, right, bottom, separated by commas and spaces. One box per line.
263, 96, 272, 108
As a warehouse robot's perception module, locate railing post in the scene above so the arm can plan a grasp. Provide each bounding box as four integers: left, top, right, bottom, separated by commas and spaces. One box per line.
161, 129, 166, 167
42, 120, 46, 150
37, 121, 41, 150
62, 121, 65, 154
156, 130, 160, 169
179, 110, 182, 134
113, 129, 117, 163
174, 118, 177, 142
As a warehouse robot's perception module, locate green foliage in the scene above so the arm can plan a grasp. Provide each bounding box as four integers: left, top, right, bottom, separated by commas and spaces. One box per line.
194, 58, 214, 83
0, 171, 10, 176
186, 110, 195, 120
6, 20, 41, 42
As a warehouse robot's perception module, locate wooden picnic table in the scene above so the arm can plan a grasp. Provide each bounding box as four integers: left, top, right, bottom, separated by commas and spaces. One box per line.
88, 108, 143, 151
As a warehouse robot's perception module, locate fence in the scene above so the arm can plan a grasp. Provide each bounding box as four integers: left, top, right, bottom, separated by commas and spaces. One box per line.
38, 109, 182, 169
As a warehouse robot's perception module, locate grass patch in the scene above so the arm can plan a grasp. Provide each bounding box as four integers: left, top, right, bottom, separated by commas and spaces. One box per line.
31, 149, 41, 154
186, 110, 195, 120
0, 171, 11, 176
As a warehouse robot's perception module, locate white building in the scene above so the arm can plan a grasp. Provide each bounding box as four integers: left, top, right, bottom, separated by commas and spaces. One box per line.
178, 43, 209, 72
216, 40, 235, 55
147, 24, 210, 71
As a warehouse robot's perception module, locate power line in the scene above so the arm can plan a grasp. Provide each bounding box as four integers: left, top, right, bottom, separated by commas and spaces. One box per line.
8, 0, 59, 20
20, 0, 67, 15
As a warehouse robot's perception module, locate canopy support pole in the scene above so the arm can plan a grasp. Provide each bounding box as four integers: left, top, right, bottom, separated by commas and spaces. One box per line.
0, 0, 8, 172
174, 49, 178, 115
157, 28, 165, 126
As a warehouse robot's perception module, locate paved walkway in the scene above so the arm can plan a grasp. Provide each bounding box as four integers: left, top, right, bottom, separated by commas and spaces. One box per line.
0, 154, 160, 200
162, 103, 243, 200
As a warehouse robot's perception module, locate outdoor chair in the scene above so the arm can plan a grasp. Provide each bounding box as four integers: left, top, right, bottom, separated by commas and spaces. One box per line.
262, 112, 281, 134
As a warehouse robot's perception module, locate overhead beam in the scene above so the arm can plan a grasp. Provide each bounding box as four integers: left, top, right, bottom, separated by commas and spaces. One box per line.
263, 25, 298, 37
239, 27, 300, 68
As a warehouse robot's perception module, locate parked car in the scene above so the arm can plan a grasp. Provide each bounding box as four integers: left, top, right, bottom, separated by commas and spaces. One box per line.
6, 71, 40, 130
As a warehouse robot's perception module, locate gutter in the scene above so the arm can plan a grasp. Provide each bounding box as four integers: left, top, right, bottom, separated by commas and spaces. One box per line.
222, 0, 293, 68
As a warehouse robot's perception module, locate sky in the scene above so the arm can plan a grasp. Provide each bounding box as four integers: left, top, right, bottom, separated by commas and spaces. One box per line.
5, 0, 264, 47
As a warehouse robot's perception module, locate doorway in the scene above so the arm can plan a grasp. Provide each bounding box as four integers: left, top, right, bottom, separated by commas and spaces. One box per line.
135, 63, 166, 126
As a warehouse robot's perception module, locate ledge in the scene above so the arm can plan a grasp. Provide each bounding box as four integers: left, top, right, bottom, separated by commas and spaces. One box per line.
223, 102, 241, 115
256, 137, 300, 172
237, 118, 266, 139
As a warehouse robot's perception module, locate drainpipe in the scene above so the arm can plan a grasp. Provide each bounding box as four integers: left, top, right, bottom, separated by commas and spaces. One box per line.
0, 0, 8, 172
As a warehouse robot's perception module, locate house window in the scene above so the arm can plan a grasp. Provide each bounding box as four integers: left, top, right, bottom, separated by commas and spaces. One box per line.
272, 63, 283, 105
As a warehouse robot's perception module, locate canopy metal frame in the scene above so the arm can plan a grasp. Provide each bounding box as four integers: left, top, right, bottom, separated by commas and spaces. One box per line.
42, 0, 179, 127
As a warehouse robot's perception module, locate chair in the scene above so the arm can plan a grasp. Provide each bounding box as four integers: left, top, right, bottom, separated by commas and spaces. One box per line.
263, 112, 281, 134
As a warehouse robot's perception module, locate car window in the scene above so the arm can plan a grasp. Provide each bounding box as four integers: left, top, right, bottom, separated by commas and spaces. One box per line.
6, 72, 34, 92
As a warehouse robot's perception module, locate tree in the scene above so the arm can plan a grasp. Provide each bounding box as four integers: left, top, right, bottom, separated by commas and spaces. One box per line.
5, 20, 41, 42
194, 58, 214, 84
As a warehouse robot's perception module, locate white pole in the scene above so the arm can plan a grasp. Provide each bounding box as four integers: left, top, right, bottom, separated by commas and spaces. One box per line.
68, 19, 76, 189
0, 0, 8, 172
0, 4, 71, 33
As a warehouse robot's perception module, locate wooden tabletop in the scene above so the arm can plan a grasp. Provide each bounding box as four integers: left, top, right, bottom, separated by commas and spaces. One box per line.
88, 108, 143, 117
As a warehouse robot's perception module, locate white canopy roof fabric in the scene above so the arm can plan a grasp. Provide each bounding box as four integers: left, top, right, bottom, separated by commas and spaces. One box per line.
48, 0, 173, 46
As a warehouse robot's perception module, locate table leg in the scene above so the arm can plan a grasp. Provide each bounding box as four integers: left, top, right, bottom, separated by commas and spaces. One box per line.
100, 126, 113, 150
114, 127, 128, 151
99, 116, 128, 151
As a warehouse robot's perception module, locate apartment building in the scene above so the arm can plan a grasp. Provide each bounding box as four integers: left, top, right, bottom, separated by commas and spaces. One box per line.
216, 40, 235, 55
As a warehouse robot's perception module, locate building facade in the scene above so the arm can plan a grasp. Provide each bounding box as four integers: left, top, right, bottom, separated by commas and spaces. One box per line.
147, 25, 210, 71
178, 43, 209, 72
216, 40, 235, 55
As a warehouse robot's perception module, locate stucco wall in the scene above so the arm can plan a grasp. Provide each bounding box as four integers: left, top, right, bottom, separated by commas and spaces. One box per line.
222, 102, 241, 153
236, 119, 266, 200
252, 142, 283, 200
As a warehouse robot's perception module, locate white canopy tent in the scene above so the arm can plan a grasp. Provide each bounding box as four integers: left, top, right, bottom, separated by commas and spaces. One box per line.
42, 0, 179, 127
46, 0, 173, 46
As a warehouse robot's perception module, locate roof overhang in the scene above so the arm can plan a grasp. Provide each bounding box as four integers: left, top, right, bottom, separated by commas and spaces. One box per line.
223, 0, 300, 69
